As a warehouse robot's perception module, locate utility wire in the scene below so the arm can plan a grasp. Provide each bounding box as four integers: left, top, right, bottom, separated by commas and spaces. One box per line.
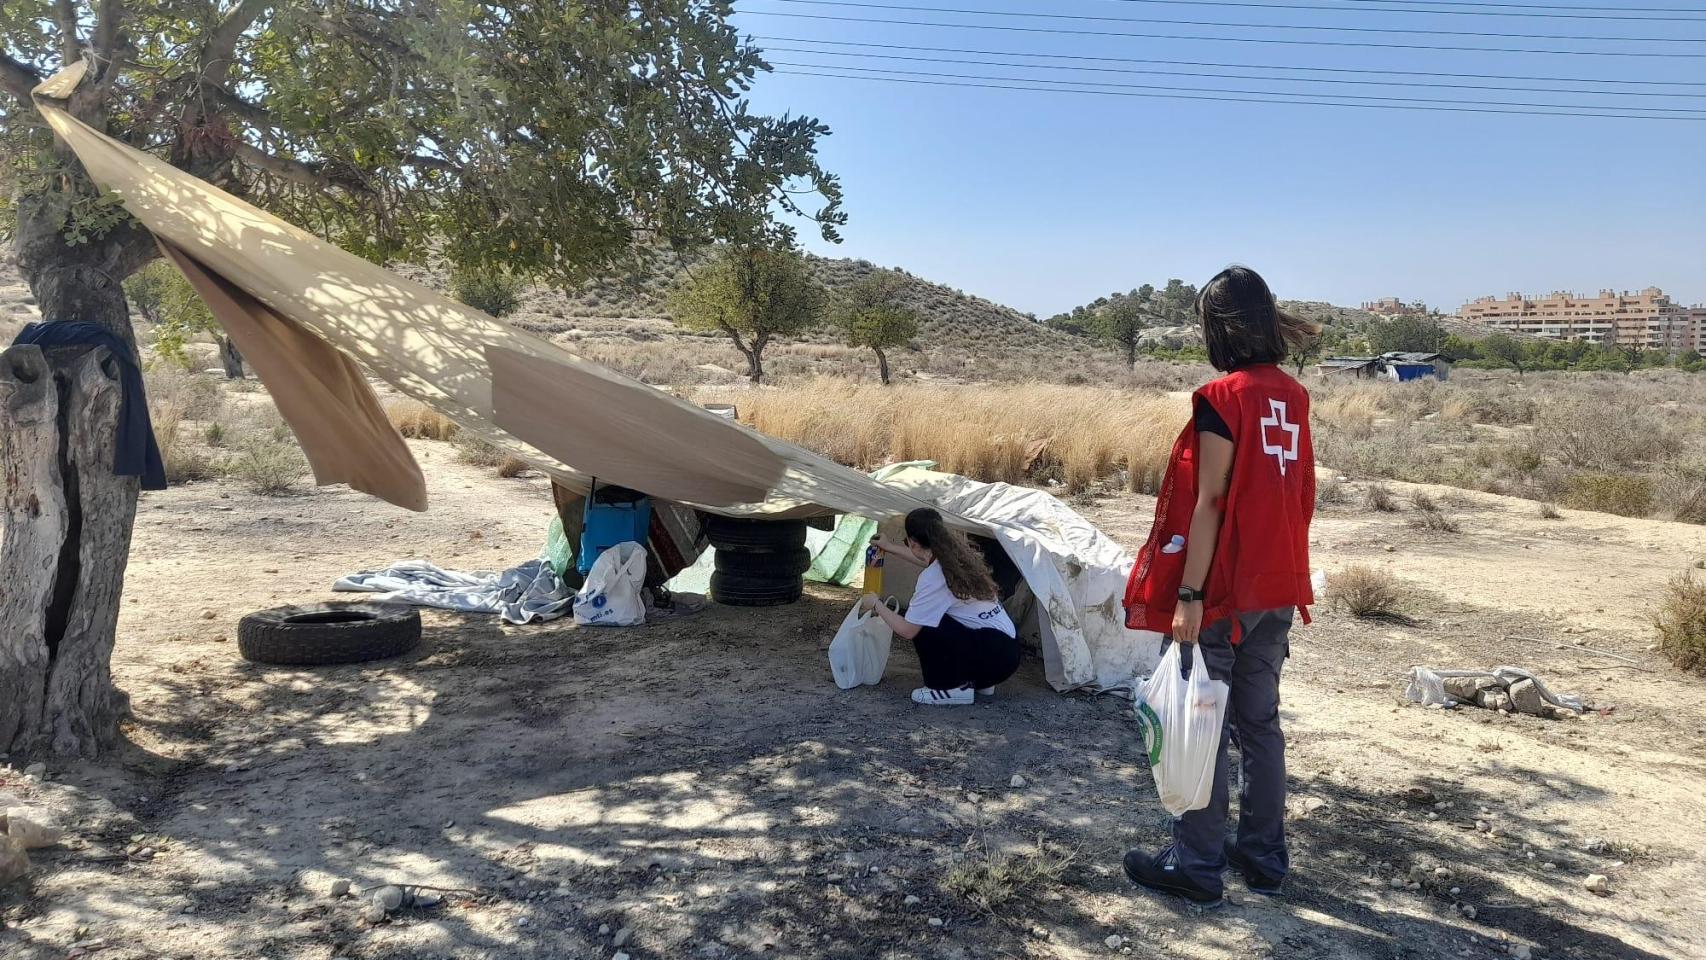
755, 34, 1706, 85
767, 59, 1706, 111
738, 9, 1706, 57
775, 66, 1706, 118
1086, 0, 1706, 22
1331, 0, 1706, 13
751, 0, 1706, 42
763, 45, 1706, 97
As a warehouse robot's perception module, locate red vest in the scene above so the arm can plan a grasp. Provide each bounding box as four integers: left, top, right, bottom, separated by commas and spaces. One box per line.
1124, 364, 1315, 639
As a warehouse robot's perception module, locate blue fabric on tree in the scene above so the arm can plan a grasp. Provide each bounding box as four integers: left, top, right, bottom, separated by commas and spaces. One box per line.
12, 321, 168, 490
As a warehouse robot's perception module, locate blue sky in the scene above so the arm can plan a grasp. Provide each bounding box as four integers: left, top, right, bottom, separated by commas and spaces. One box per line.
730, 0, 1706, 317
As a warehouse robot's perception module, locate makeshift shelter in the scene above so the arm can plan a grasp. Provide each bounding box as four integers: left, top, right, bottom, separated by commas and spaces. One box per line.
28, 63, 1162, 691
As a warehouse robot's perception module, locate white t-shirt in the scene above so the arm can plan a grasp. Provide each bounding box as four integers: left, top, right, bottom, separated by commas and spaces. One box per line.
904, 561, 1016, 637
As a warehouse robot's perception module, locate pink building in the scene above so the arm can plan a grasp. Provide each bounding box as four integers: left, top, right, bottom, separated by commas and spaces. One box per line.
1458, 288, 1702, 354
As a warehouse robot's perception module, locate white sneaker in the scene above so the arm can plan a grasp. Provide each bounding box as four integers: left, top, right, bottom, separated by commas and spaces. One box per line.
976, 687, 996, 697
912, 686, 975, 706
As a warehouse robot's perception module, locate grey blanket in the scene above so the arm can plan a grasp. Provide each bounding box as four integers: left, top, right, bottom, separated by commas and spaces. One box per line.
333, 559, 573, 625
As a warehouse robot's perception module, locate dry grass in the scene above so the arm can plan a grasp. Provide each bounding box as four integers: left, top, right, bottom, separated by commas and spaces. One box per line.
1563, 473, 1654, 518
1329, 565, 1405, 619
944, 834, 1075, 913
453, 432, 508, 468
386, 399, 459, 441
497, 455, 531, 478
698, 381, 1186, 494
1653, 574, 1706, 675
1365, 484, 1399, 513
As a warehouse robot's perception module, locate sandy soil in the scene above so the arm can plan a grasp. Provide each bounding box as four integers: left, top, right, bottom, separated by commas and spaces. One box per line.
3, 408, 1706, 960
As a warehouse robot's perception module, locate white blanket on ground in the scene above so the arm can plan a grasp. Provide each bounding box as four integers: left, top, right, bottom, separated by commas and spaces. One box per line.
333, 559, 573, 625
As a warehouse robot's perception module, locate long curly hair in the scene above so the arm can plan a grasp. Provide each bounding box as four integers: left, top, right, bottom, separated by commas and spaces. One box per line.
904, 508, 999, 602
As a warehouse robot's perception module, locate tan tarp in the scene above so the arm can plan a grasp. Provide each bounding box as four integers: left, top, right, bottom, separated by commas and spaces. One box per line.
31, 62, 938, 521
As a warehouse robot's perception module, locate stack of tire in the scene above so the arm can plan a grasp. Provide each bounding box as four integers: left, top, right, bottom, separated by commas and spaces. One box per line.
705, 516, 809, 607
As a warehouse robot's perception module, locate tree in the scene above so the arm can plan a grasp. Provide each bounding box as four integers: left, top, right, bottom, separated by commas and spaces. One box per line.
1094, 296, 1151, 368
450, 265, 526, 319
123, 261, 246, 377
1369, 315, 1447, 355
1480, 333, 1526, 375
0, 2, 841, 757
668, 247, 827, 383
1156, 279, 1198, 323
831, 270, 919, 384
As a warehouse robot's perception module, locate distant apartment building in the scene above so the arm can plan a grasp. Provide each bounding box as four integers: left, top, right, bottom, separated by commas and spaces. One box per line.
1362, 297, 1429, 317
1457, 287, 1704, 353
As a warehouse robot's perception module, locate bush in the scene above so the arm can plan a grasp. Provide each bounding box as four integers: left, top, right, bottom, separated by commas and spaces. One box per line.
944, 835, 1073, 912
1365, 483, 1399, 513
1653, 574, 1706, 674
497, 455, 531, 478
229, 435, 308, 495
453, 431, 508, 468
1316, 478, 1348, 506
451, 266, 527, 317
1563, 473, 1654, 518
386, 399, 459, 440
1539, 502, 1562, 520
1329, 565, 1404, 619
1535, 401, 1681, 470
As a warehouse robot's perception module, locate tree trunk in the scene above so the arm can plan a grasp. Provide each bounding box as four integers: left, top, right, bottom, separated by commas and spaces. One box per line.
0, 342, 137, 757
218, 335, 246, 379
874, 347, 890, 385
1124, 338, 1137, 369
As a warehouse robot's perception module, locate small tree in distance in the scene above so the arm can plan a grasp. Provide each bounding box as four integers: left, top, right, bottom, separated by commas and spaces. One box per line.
1481, 333, 1527, 375
123, 262, 246, 378
669, 248, 826, 384
833, 271, 920, 384
1096, 296, 1151, 368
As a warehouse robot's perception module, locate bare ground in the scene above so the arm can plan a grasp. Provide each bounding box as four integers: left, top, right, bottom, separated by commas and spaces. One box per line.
3, 436, 1706, 960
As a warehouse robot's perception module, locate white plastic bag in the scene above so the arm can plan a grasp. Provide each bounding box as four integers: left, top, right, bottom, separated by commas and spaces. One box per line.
1134, 642, 1229, 816
573, 542, 646, 627
827, 597, 897, 689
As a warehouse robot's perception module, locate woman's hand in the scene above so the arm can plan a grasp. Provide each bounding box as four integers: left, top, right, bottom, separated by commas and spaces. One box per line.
868, 536, 892, 555
860, 592, 881, 612
1172, 600, 1204, 646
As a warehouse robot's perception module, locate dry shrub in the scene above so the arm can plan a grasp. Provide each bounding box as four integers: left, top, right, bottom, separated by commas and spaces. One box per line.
145, 364, 223, 483
1654, 464, 1706, 525
1438, 395, 1478, 425
1365, 483, 1399, 513
497, 455, 531, 478
1535, 401, 1681, 470
1329, 565, 1404, 619
1409, 499, 1461, 534
1653, 574, 1706, 675
1539, 502, 1562, 520
1315, 478, 1348, 507
1563, 473, 1654, 518
229, 434, 308, 495
386, 399, 459, 440
944, 835, 1074, 912
453, 431, 507, 468
1313, 385, 1383, 439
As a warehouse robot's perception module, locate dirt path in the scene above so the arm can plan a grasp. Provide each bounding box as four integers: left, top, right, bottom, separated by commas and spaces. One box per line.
4, 439, 1705, 960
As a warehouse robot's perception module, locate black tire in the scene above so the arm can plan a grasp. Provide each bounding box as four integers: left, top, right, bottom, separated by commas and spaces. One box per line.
711, 571, 804, 607
713, 546, 812, 579
704, 517, 807, 552
238, 603, 421, 665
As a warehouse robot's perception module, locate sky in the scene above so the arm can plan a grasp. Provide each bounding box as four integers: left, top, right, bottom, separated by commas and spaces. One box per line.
728, 0, 1706, 318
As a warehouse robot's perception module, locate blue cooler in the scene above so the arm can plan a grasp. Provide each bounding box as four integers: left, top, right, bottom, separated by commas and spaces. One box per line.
578, 481, 653, 577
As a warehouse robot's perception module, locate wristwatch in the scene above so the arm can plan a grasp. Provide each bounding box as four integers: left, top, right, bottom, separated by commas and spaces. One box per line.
1177, 585, 1206, 603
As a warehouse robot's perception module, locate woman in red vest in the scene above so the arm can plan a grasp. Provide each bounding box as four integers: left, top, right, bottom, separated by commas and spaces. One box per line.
1122, 266, 1319, 908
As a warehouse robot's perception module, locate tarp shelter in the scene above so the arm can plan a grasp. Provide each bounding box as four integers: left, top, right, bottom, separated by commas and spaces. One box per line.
30, 63, 1161, 691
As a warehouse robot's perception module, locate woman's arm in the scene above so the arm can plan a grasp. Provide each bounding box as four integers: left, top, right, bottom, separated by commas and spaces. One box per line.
862, 593, 922, 640
1173, 432, 1234, 645
869, 535, 925, 568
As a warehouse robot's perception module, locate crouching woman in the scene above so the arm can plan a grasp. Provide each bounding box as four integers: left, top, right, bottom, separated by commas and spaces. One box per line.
862, 508, 1020, 706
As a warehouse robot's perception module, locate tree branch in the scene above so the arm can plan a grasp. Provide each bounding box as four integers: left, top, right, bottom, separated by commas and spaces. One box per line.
0, 52, 42, 104
93, 0, 127, 66
203, 0, 271, 86
230, 140, 335, 189
56, 0, 82, 64
197, 79, 275, 127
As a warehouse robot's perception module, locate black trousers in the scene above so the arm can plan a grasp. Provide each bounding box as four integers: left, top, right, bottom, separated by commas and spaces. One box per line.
912, 619, 1021, 690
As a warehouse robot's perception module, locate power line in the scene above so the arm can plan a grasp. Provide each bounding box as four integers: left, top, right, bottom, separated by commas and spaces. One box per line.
1332, 0, 1706, 13
767, 58, 1706, 111
751, 0, 1706, 42
1087, 0, 1706, 22
738, 9, 1706, 57
755, 34, 1706, 85
763, 44, 1706, 97
775, 66, 1706, 118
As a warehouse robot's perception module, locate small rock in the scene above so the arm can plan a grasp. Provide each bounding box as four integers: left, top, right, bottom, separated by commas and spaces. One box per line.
614, 954, 631, 960
517, 917, 529, 927
1475, 820, 1490, 832
1427, 811, 1440, 821
1010, 775, 1026, 789
1460, 904, 1477, 920
613, 927, 632, 948
1509, 945, 1532, 960
1508, 679, 1548, 718
1384, 545, 1397, 553
1581, 837, 1609, 854
928, 917, 944, 928
200, 609, 217, 620
1434, 867, 1452, 879
1303, 797, 1327, 813
362, 902, 387, 924
23, 763, 46, 780
965, 792, 982, 804
1542, 862, 1556, 871
1105, 934, 1125, 950
1031, 926, 1051, 939
373, 885, 404, 912
1389, 877, 1406, 889
598, 924, 611, 936
330, 879, 351, 898
1450, 886, 1461, 895
1585, 874, 1610, 895
137, 847, 155, 860
903, 895, 921, 907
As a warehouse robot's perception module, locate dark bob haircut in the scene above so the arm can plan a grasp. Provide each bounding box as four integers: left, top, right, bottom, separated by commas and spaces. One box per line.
1195, 266, 1321, 373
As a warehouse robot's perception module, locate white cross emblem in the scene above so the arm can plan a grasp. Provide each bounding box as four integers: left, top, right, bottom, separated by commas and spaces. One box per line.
1258, 398, 1300, 477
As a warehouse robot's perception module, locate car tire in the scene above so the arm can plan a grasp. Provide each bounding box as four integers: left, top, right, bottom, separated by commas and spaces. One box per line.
713, 546, 812, 579
704, 517, 808, 552
237, 603, 421, 665
710, 571, 804, 607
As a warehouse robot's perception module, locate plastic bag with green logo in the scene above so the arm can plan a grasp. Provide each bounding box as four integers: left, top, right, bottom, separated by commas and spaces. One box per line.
1134, 642, 1228, 816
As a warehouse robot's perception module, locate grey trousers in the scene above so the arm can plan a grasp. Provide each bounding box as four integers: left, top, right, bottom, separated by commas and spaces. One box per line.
1166, 608, 1292, 893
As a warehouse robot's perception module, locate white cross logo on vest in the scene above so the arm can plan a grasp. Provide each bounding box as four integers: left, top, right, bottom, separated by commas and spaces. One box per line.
1259, 398, 1300, 477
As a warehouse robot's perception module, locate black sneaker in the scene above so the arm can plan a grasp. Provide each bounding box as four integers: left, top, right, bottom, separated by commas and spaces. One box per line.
1223, 838, 1285, 896
1123, 848, 1223, 908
